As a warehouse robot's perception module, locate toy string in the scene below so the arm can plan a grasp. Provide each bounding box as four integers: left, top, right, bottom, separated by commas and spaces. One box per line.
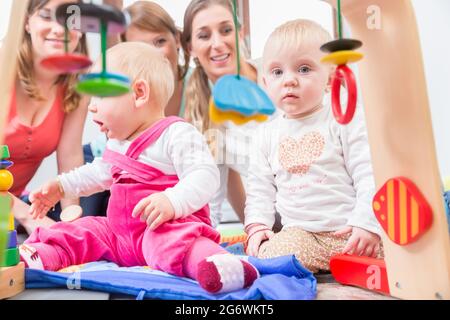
101, 20, 107, 75
64, 25, 69, 53
232, 0, 241, 79
337, 0, 342, 39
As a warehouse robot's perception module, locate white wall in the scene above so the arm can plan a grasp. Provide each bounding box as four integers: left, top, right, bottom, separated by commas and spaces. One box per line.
412, 0, 450, 177
249, 0, 333, 58
0, 0, 449, 190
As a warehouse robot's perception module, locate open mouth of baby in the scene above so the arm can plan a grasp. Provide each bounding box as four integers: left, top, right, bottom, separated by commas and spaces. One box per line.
93, 120, 108, 133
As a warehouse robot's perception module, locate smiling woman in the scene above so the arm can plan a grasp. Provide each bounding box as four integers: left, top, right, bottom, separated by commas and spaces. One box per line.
181, 0, 263, 227
4, 0, 90, 234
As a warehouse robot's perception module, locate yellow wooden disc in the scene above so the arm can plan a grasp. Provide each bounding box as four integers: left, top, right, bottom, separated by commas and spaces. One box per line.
321, 50, 364, 65
209, 99, 268, 125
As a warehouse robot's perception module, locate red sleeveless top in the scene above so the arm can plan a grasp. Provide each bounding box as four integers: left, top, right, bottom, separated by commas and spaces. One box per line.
4, 86, 65, 196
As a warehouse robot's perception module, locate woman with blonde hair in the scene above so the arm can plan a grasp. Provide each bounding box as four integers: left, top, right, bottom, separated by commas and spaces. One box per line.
6, 0, 89, 234
182, 0, 269, 226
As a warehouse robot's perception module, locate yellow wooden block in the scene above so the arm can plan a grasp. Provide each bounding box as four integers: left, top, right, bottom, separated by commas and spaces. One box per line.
8, 213, 14, 231
0, 262, 25, 299
209, 99, 268, 125
321, 50, 364, 65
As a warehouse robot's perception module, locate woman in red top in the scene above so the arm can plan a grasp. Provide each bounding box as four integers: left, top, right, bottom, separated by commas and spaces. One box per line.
6, 0, 89, 234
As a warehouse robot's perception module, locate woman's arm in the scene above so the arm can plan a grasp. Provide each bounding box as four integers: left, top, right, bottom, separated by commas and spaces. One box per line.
56, 96, 89, 209
227, 168, 246, 223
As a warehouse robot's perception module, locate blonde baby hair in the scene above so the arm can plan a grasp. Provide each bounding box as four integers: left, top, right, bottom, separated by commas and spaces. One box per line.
106, 42, 175, 109
263, 19, 332, 69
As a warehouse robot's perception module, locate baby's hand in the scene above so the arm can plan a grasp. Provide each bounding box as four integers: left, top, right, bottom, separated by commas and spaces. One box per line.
132, 193, 175, 230
29, 179, 64, 220
245, 224, 274, 257
334, 226, 381, 257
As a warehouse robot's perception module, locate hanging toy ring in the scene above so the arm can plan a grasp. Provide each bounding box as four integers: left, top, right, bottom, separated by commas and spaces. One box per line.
331, 64, 357, 125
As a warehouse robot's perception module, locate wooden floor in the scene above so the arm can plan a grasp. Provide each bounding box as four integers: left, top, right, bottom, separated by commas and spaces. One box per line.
315, 274, 395, 300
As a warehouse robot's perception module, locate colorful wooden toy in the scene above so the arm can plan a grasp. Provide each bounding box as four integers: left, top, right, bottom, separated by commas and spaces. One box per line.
330, 254, 390, 295
0, 145, 24, 299
7, 231, 17, 249
209, 98, 268, 125
0, 194, 9, 267
210, 0, 275, 125
1, 248, 19, 268
41, 24, 92, 73
320, 0, 363, 125
54, 2, 131, 97
324, 0, 450, 299
373, 177, 433, 246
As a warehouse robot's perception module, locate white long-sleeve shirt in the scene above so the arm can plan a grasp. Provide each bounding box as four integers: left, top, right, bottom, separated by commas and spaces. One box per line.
59, 121, 220, 220
208, 58, 280, 223
244, 103, 381, 236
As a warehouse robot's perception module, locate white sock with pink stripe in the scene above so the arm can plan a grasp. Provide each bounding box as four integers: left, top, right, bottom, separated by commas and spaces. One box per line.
19, 244, 44, 270
197, 254, 259, 294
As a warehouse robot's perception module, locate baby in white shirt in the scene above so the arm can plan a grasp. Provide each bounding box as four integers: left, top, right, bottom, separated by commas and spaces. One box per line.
244, 19, 382, 273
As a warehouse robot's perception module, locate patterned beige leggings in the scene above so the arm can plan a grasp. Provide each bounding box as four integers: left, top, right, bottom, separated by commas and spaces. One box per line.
257, 227, 383, 273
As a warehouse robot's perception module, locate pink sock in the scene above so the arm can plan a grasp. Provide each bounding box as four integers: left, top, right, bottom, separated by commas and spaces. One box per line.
183, 237, 259, 294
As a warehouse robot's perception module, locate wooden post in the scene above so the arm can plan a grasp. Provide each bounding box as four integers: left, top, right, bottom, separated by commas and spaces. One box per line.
325, 0, 450, 299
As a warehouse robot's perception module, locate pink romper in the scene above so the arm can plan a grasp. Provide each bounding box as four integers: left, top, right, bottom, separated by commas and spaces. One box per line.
25, 116, 220, 276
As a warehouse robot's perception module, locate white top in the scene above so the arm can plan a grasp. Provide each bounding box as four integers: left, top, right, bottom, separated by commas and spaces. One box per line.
209, 58, 279, 223
244, 102, 381, 236
59, 121, 220, 220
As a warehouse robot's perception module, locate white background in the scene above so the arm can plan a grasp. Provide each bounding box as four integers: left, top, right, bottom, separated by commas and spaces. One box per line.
0, 0, 449, 191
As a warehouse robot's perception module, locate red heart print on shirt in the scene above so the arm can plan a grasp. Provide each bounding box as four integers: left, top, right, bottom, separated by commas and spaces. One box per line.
278, 132, 325, 175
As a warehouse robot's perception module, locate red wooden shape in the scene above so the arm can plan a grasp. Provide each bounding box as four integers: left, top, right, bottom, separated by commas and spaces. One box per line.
41, 54, 92, 73
330, 254, 390, 295
331, 64, 357, 125
372, 177, 433, 246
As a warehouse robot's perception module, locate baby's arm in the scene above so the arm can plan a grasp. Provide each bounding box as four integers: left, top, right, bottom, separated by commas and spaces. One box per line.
163, 123, 221, 219
29, 158, 113, 219
58, 157, 113, 198
244, 126, 277, 256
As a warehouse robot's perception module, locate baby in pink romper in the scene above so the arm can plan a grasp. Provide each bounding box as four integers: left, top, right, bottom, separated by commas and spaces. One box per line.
20, 42, 259, 294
